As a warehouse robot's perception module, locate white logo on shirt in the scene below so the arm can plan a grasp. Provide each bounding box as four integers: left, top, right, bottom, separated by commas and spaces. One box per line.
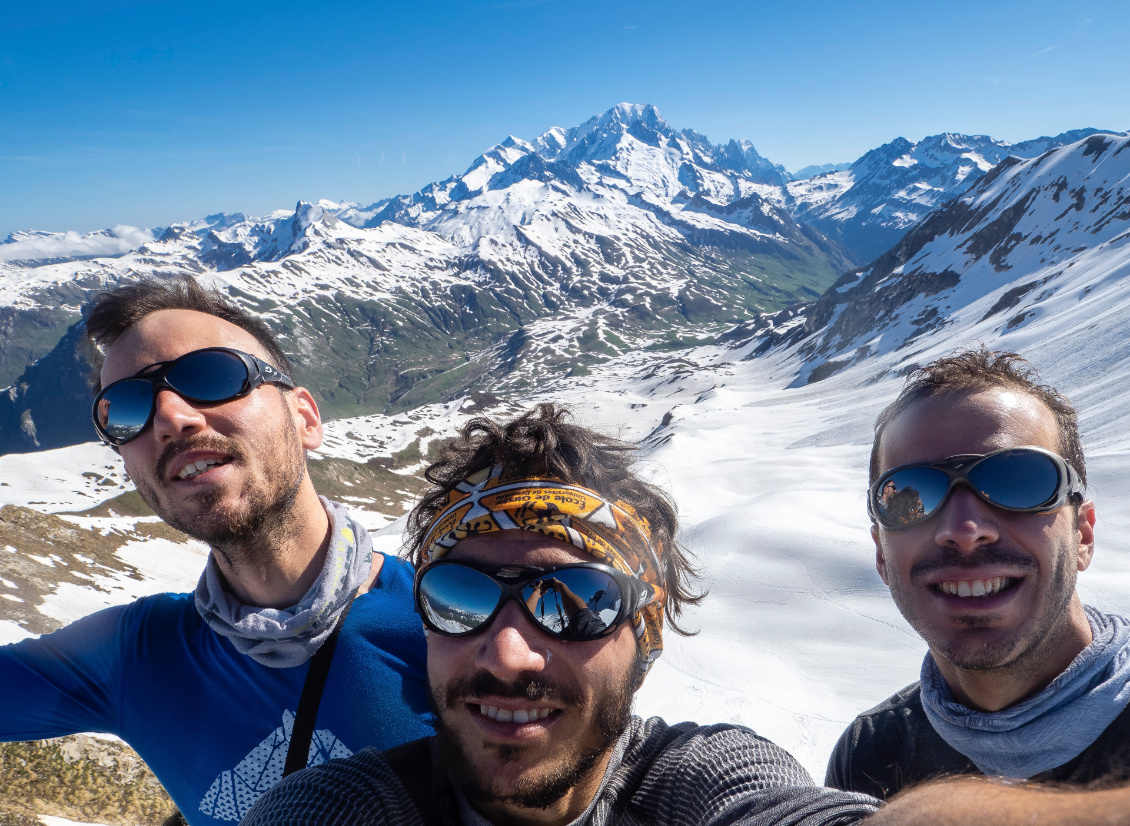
198, 709, 353, 821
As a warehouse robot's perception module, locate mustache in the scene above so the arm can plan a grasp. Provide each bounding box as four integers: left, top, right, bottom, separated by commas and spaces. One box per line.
443, 670, 582, 709
156, 434, 242, 480
910, 545, 1038, 580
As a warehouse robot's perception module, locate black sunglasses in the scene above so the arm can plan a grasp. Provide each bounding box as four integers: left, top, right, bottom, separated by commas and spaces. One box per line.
414, 560, 655, 642
92, 347, 295, 446
869, 446, 1084, 532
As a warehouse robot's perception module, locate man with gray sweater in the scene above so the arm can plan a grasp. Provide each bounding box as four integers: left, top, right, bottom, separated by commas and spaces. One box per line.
828, 348, 1130, 798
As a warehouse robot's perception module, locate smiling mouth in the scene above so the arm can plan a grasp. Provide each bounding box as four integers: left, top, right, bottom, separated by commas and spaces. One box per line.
932, 576, 1019, 598
476, 704, 558, 724
176, 458, 231, 480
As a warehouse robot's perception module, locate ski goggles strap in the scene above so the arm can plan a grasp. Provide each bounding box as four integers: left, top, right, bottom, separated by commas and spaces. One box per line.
418, 465, 667, 675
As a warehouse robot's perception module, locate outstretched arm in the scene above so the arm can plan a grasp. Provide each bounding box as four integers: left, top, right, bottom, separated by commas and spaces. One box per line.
0, 603, 129, 740
865, 776, 1130, 825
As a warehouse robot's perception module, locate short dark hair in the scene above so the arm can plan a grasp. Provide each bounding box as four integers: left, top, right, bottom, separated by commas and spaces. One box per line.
871, 346, 1086, 487
405, 403, 705, 634
84, 276, 292, 393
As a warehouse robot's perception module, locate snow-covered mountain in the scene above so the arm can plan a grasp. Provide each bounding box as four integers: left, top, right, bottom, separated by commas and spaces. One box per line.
0, 105, 1120, 458
787, 128, 1111, 263
791, 161, 851, 180
0, 105, 858, 454
723, 132, 1130, 395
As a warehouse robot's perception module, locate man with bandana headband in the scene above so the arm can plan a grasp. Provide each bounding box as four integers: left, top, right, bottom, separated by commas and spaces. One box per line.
244, 404, 879, 826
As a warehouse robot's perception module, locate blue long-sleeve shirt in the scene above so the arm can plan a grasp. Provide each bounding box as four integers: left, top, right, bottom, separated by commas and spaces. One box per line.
0, 553, 433, 825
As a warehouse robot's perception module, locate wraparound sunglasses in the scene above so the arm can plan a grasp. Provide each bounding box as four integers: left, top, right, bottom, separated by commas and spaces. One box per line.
92, 347, 295, 446
868, 446, 1084, 531
414, 560, 656, 642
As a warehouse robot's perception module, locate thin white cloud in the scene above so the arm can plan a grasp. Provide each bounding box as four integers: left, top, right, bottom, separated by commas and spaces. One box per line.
0, 224, 154, 262
1029, 43, 1060, 58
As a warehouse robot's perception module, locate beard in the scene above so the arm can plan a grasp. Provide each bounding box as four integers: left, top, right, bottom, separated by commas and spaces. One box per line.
132, 405, 306, 569
893, 540, 1079, 672
432, 668, 634, 811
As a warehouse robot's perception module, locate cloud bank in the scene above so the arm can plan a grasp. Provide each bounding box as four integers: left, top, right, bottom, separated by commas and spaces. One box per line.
0, 225, 155, 263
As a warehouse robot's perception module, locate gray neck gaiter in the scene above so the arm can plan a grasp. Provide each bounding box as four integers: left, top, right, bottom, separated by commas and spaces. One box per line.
194, 496, 373, 668
921, 606, 1130, 778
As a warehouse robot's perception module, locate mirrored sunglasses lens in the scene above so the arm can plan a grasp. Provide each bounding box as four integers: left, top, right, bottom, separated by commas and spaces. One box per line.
165, 350, 249, 402
970, 450, 1059, 509
521, 568, 624, 640
98, 381, 155, 442
419, 565, 504, 635
876, 467, 951, 527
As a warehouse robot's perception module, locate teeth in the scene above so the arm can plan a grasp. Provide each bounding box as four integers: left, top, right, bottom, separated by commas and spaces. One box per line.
480, 705, 553, 723
938, 577, 1009, 598
177, 459, 223, 480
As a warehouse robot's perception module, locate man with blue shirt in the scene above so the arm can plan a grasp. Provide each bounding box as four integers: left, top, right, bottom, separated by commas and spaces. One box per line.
0, 277, 432, 825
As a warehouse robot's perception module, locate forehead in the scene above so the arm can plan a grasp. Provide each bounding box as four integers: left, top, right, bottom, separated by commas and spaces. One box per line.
101, 309, 270, 386
445, 530, 592, 568
878, 387, 1061, 471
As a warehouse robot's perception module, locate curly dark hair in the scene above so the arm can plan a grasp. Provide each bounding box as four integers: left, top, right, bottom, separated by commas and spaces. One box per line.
871, 346, 1085, 487
84, 275, 292, 393
405, 403, 705, 635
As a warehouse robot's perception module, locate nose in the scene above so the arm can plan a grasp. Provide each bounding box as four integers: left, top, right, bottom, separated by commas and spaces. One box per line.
474, 601, 550, 679
932, 485, 1001, 552
150, 388, 208, 442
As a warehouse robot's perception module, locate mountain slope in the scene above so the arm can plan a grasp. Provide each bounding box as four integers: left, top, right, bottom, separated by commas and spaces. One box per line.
787, 128, 1112, 262
723, 133, 1130, 393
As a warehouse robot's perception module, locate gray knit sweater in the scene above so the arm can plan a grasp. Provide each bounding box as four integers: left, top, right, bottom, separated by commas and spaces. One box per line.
241, 716, 879, 826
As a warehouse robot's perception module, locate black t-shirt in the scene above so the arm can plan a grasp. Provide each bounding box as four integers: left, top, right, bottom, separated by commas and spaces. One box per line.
826, 682, 1130, 799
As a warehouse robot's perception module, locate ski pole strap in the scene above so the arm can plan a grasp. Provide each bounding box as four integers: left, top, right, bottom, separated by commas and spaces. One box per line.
283, 597, 355, 777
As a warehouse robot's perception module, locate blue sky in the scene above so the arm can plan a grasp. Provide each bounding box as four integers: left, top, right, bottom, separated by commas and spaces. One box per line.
2, 0, 1127, 236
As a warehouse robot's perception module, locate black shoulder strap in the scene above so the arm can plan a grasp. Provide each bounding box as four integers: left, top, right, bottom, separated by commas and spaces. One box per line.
384, 737, 443, 826
283, 599, 355, 777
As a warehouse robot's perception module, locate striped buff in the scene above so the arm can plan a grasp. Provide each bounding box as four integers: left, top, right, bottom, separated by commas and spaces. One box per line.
419, 464, 667, 675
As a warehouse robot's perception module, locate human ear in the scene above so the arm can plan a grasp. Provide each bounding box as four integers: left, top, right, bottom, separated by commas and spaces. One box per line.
1075, 500, 1096, 571
288, 387, 323, 450
873, 524, 890, 586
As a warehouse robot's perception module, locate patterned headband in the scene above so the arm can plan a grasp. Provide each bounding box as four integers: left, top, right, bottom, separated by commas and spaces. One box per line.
419, 464, 667, 676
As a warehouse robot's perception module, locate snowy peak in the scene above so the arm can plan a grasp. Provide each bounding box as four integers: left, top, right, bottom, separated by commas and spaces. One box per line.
352, 103, 840, 279
0, 105, 863, 453
788, 127, 1118, 262
540, 102, 672, 163
460, 137, 539, 192
792, 162, 851, 180
187, 201, 347, 270
756, 132, 1130, 384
